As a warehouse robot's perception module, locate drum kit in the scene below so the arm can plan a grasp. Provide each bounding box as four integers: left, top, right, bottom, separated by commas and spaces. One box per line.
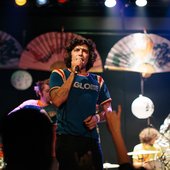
127, 149, 170, 170
156, 132, 170, 170
158, 149, 170, 170
103, 149, 169, 169
103, 114, 170, 170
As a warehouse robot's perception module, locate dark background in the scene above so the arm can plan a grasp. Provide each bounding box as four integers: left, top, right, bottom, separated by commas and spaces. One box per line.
0, 0, 170, 167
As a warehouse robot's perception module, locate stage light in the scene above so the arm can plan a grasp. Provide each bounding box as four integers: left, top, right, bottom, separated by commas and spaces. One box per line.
57, 0, 69, 4
135, 0, 147, 7
11, 70, 33, 90
104, 0, 116, 8
131, 94, 154, 119
36, 0, 49, 6
15, 0, 27, 6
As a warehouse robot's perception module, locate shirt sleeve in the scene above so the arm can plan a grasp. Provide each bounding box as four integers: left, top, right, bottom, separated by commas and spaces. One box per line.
96, 75, 112, 105
49, 69, 66, 89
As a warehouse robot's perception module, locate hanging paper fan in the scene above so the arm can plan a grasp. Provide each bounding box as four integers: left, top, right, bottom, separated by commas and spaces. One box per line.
19, 32, 103, 73
0, 31, 23, 69
105, 33, 170, 77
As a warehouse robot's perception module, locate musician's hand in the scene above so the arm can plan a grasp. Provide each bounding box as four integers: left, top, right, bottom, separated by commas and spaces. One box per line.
84, 115, 98, 130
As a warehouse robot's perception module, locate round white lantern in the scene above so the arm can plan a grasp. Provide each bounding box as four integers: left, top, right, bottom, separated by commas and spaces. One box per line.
131, 94, 154, 119
11, 70, 33, 90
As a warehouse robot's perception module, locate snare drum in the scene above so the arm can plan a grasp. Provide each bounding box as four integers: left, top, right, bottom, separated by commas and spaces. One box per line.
145, 160, 164, 170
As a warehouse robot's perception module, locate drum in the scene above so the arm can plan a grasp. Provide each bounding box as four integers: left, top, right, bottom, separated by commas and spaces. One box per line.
160, 149, 170, 170
146, 160, 164, 170
165, 149, 170, 160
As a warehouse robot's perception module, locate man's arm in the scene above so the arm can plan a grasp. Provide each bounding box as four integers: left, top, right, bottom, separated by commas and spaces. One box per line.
98, 101, 112, 121
50, 72, 75, 108
83, 101, 112, 130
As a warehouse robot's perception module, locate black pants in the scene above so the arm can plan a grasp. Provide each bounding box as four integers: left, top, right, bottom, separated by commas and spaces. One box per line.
56, 134, 103, 170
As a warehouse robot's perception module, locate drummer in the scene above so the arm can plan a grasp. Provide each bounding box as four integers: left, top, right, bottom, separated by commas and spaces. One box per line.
132, 127, 162, 169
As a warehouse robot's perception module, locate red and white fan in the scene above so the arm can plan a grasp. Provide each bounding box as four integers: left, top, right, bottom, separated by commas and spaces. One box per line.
0, 31, 23, 69
19, 32, 103, 73
105, 33, 170, 77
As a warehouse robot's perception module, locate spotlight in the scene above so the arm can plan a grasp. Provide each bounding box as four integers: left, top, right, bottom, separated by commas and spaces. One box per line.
15, 0, 27, 6
57, 0, 69, 4
104, 0, 116, 8
135, 0, 147, 7
131, 94, 154, 119
36, 0, 49, 6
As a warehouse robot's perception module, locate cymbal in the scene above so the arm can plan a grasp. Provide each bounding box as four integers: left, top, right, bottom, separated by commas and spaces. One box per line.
128, 150, 160, 156
103, 162, 119, 169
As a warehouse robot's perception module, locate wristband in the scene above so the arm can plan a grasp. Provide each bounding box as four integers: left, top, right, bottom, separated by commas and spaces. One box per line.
95, 114, 100, 123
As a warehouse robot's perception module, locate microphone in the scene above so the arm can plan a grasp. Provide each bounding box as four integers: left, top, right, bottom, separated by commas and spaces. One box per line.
75, 65, 80, 73
75, 57, 83, 73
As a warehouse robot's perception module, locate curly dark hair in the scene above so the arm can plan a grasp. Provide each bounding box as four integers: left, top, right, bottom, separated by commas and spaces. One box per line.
64, 38, 97, 71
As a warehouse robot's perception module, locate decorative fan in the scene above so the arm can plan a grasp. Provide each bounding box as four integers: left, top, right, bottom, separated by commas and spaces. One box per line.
19, 32, 103, 73
105, 33, 170, 77
0, 31, 23, 69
